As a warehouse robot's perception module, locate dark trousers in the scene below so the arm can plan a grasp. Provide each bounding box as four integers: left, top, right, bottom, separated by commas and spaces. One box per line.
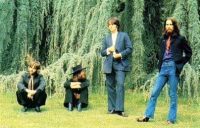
106, 70, 125, 112
64, 88, 88, 108
16, 90, 47, 108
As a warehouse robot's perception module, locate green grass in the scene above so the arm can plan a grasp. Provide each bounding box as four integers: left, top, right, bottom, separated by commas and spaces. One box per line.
0, 92, 200, 128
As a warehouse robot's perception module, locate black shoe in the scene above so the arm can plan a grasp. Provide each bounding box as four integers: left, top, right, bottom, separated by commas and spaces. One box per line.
35, 106, 41, 112
107, 110, 116, 114
117, 111, 128, 117
137, 117, 149, 122
77, 103, 82, 112
167, 120, 174, 124
68, 103, 73, 111
22, 106, 28, 112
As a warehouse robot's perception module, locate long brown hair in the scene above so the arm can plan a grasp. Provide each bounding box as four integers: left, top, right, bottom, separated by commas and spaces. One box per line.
107, 17, 120, 31
162, 17, 180, 36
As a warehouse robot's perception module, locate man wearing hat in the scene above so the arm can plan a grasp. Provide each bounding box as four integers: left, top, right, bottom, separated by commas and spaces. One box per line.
63, 65, 89, 111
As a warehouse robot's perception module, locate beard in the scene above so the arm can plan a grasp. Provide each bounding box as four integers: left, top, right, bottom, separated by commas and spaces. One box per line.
79, 74, 86, 81
166, 29, 173, 34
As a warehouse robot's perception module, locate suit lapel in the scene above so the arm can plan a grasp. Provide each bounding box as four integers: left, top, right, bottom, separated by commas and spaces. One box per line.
115, 32, 120, 50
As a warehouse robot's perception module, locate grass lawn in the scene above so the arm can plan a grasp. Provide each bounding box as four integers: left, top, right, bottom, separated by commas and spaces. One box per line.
0, 91, 200, 128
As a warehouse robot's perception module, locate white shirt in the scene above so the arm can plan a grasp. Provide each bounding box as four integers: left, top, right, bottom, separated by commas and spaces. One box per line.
112, 32, 118, 47
107, 32, 118, 55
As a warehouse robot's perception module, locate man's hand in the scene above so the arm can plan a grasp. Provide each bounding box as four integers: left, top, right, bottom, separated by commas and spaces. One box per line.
108, 46, 115, 53
113, 52, 122, 60
29, 90, 36, 95
26, 89, 36, 100
26, 89, 36, 95
70, 82, 81, 89
25, 89, 31, 93
27, 93, 33, 100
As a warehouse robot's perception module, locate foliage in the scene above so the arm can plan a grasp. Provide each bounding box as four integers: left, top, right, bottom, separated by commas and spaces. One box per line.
125, 0, 146, 89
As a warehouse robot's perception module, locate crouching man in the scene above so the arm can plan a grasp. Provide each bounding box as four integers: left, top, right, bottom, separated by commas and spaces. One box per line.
16, 60, 47, 112
64, 65, 89, 112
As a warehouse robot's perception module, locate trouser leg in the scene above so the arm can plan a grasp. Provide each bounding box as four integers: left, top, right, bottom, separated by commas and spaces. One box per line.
106, 72, 116, 111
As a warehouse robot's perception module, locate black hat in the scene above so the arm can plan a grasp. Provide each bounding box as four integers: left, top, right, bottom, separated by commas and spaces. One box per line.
71, 65, 86, 75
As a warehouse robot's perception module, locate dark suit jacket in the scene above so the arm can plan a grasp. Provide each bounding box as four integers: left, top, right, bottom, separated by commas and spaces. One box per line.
158, 34, 192, 74
101, 32, 133, 73
17, 72, 46, 92
64, 79, 89, 107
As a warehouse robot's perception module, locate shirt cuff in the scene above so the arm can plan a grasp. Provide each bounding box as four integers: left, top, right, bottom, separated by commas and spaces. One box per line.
119, 53, 122, 59
106, 49, 111, 55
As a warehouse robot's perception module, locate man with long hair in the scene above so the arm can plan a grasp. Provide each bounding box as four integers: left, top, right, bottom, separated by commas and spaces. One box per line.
137, 17, 192, 124
101, 17, 132, 117
16, 58, 47, 112
63, 65, 89, 112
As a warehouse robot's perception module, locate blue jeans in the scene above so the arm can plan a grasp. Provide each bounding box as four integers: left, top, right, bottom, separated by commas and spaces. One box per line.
145, 60, 179, 122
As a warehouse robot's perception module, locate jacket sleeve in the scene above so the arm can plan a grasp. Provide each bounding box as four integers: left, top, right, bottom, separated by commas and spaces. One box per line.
36, 75, 46, 91
120, 33, 133, 58
80, 79, 89, 89
17, 75, 26, 91
181, 36, 192, 64
64, 79, 71, 89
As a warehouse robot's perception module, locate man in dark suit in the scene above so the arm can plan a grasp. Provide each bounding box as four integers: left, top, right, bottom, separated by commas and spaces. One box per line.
101, 17, 132, 117
16, 60, 47, 112
137, 17, 192, 124
64, 65, 89, 112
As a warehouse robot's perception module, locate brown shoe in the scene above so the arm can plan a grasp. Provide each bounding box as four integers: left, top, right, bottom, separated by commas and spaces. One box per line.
137, 117, 149, 122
